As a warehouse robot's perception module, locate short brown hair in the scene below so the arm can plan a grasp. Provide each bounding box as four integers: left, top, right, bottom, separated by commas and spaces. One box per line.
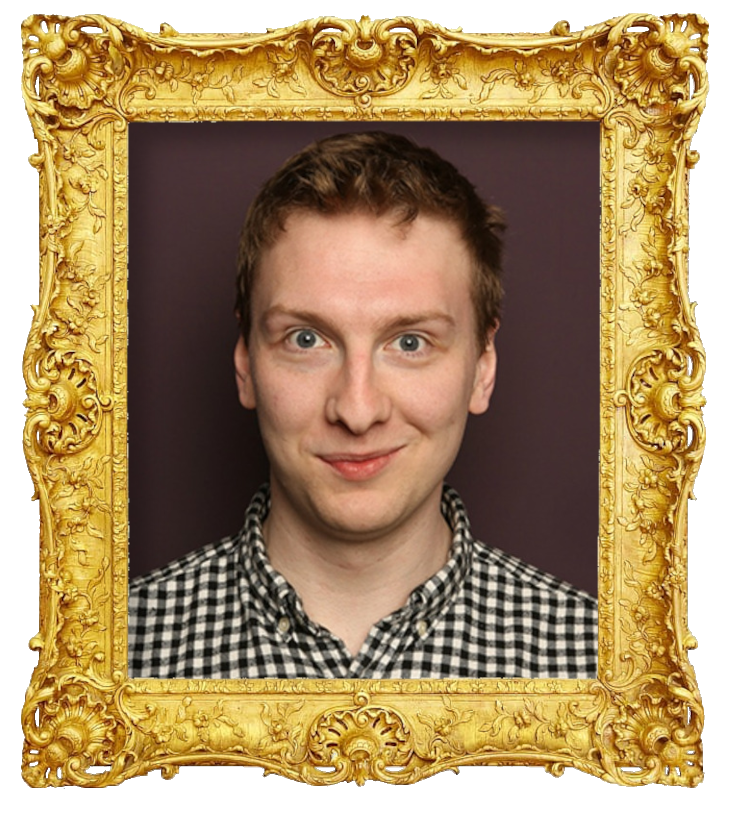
236, 131, 505, 349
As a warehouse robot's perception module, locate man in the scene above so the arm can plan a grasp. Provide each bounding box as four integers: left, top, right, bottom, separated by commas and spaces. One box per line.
129, 131, 598, 679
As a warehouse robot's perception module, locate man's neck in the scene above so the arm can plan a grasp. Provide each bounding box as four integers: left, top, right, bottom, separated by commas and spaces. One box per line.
262, 485, 452, 657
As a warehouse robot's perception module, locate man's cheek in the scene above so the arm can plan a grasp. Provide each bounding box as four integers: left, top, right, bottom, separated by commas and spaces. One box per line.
258, 384, 304, 427
400, 382, 467, 426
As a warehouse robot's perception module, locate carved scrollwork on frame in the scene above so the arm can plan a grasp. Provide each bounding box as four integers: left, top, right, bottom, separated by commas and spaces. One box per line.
306, 692, 420, 784
25, 351, 107, 455
309, 17, 419, 105
22, 16, 129, 119
599, 680, 703, 786
620, 348, 705, 456
20, 13, 708, 788
612, 15, 708, 112
22, 674, 128, 787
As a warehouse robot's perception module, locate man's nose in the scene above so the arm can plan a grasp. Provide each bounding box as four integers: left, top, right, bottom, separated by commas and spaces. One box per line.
325, 353, 392, 434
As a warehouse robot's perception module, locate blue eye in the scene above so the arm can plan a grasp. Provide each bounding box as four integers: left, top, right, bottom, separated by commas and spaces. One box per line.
290, 329, 321, 349
396, 334, 423, 353
288, 328, 326, 351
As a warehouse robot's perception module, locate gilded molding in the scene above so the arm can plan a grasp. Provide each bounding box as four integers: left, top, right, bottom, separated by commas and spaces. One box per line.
310, 18, 419, 103
22, 674, 127, 787
307, 693, 419, 784
612, 14, 708, 114
20, 13, 708, 787
621, 349, 705, 455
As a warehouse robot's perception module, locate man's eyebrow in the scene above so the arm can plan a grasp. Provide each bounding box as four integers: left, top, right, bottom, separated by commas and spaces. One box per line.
381, 312, 457, 332
261, 307, 457, 333
261, 306, 335, 332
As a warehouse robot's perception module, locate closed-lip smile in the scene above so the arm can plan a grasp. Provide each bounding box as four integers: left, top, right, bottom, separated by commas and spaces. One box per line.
320, 447, 402, 462
319, 447, 403, 480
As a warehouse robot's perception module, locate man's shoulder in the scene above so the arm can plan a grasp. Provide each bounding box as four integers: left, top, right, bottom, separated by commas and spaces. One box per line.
129, 534, 241, 594
467, 539, 597, 610
437, 539, 598, 677
128, 532, 252, 678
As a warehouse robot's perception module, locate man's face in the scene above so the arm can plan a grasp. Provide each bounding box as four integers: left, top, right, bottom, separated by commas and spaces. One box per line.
235, 210, 497, 543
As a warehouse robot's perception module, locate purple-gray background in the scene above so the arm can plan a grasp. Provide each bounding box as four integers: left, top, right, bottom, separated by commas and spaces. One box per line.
128, 120, 600, 595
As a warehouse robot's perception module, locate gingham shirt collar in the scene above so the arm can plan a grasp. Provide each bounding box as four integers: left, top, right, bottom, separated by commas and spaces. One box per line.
129, 484, 598, 679
239, 484, 472, 641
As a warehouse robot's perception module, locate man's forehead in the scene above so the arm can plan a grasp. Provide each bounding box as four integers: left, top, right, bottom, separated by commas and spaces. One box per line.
262, 209, 471, 274
261, 211, 468, 282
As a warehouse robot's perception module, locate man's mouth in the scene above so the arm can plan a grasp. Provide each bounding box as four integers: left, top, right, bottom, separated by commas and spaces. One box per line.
319, 448, 402, 481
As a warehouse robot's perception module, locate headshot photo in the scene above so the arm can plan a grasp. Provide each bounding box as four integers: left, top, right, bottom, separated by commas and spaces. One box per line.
126, 122, 600, 680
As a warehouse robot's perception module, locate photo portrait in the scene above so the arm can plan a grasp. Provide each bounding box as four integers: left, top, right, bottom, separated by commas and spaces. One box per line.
127, 121, 600, 678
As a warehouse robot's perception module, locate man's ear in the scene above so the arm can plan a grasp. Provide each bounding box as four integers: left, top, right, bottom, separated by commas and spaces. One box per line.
234, 335, 257, 409
468, 325, 498, 416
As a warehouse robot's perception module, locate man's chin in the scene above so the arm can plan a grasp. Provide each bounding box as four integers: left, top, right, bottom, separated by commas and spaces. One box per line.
303, 489, 416, 543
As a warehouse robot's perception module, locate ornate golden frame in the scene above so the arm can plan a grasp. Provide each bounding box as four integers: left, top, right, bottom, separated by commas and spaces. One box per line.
20, 13, 708, 787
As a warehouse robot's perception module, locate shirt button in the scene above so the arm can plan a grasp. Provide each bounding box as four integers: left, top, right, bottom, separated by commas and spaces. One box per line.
277, 616, 291, 634
416, 620, 428, 637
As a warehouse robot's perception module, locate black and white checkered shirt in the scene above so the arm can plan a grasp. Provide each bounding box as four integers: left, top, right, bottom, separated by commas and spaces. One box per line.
129, 485, 598, 679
